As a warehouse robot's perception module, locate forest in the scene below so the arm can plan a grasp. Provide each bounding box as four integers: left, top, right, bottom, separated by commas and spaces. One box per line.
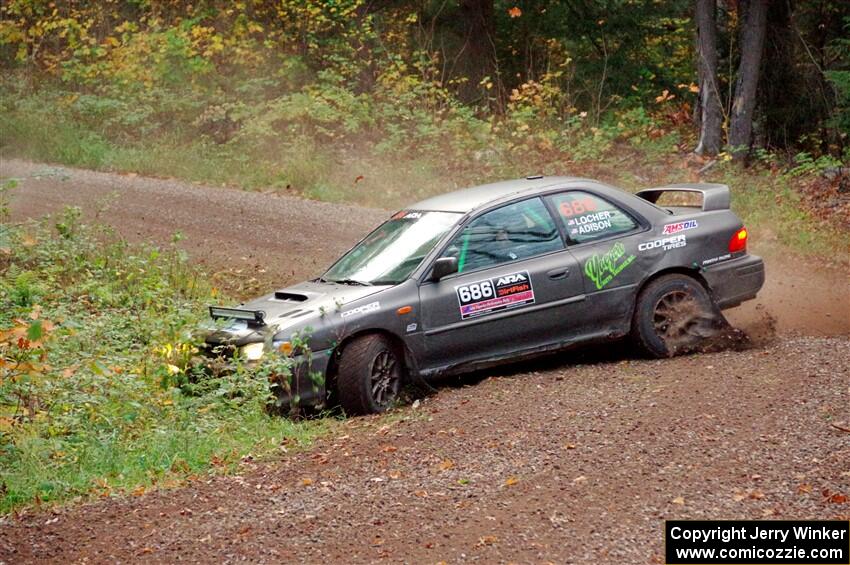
0, 0, 848, 205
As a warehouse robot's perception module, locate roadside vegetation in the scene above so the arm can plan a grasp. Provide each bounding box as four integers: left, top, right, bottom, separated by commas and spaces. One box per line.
0, 192, 330, 515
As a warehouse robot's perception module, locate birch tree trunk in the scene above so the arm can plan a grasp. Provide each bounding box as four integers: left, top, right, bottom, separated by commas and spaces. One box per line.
694, 0, 723, 156
728, 0, 769, 161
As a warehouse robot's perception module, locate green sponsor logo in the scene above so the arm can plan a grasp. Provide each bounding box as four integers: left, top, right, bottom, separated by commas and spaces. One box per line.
584, 242, 636, 290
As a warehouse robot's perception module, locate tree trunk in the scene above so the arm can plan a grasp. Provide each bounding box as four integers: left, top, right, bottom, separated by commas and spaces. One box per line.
728, 0, 769, 161
458, 0, 498, 106
694, 0, 723, 156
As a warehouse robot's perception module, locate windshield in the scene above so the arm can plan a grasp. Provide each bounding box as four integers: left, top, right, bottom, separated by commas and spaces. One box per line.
322, 211, 461, 285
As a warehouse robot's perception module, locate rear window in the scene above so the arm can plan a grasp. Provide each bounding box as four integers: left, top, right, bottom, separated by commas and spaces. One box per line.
547, 191, 638, 244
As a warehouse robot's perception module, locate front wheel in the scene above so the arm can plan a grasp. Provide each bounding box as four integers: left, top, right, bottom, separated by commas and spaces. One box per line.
632, 274, 722, 358
336, 334, 403, 415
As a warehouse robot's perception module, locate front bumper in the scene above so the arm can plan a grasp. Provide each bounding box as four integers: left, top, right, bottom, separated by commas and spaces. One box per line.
272, 348, 332, 409
199, 345, 333, 409
702, 254, 765, 309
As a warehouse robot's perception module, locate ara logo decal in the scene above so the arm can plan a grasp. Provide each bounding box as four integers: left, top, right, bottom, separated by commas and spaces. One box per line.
455, 270, 535, 320
496, 273, 527, 286
662, 219, 698, 235
584, 242, 636, 290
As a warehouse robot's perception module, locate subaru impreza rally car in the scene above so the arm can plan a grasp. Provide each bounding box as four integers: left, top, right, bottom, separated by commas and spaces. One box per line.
204, 176, 765, 414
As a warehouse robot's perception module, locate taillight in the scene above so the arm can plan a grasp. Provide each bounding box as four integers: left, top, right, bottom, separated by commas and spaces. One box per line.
729, 227, 748, 253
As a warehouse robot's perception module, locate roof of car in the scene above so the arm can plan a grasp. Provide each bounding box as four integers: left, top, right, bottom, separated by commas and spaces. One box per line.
410, 176, 586, 213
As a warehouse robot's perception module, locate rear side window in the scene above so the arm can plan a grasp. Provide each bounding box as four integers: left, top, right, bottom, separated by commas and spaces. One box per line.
445, 197, 563, 273
547, 191, 638, 244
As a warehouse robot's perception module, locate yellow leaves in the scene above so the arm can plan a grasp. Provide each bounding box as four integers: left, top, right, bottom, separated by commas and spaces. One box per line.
655, 89, 676, 103
504, 476, 519, 487
300, 477, 314, 486
671, 496, 685, 505
438, 459, 454, 471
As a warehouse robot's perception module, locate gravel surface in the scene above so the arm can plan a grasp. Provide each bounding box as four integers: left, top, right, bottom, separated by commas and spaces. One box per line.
1, 159, 849, 564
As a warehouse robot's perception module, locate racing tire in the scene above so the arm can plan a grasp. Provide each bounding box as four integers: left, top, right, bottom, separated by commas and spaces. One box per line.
632, 274, 722, 358
336, 334, 403, 415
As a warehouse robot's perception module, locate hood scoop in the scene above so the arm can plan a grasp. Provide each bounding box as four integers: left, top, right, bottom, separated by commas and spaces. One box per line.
273, 291, 309, 302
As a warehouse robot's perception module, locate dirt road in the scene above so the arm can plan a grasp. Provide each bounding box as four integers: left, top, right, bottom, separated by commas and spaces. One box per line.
1, 159, 849, 564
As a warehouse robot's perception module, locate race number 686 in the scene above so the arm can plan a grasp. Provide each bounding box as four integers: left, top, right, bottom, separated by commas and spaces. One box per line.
458, 280, 494, 303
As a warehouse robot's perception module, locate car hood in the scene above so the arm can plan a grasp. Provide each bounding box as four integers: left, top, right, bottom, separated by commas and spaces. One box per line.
204, 280, 389, 345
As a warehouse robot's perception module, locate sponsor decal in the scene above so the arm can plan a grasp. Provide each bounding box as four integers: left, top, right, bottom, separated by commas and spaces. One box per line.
567, 210, 613, 236
406, 322, 418, 333
391, 210, 423, 220
662, 219, 698, 235
456, 270, 535, 320
340, 301, 380, 318
701, 253, 732, 266
559, 197, 598, 218
584, 242, 636, 290
638, 234, 687, 252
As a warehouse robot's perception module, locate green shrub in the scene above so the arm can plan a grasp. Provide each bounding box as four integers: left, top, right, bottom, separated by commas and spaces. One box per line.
0, 213, 329, 514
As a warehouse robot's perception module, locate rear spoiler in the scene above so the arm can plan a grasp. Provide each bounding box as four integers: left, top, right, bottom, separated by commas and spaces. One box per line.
209, 306, 266, 325
635, 183, 730, 212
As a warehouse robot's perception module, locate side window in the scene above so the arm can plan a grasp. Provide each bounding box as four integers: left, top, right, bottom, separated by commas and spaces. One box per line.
547, 191, 638, 244
444, 197, 563, 274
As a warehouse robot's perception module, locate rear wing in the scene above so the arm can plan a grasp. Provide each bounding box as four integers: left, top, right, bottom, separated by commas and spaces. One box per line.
209, 306, 266, 325
635, 183, 730, 212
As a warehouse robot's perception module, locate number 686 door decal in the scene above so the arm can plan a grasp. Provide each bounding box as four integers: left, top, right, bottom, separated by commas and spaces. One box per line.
455, 271, 535, 320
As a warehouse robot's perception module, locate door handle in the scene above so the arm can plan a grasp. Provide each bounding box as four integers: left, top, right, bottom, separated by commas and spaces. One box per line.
547, 267, 570, 280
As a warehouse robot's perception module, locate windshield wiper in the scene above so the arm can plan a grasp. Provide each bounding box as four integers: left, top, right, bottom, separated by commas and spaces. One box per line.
330, 278, 372, 286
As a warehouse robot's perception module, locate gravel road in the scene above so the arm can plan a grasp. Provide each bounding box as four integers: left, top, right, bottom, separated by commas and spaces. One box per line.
1, 158, 848, 564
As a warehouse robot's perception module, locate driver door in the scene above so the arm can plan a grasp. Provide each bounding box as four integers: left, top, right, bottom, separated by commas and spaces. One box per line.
417, 197, 585, 374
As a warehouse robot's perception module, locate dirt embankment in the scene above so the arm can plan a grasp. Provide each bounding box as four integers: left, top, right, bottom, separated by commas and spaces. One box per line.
1, 158, 849, 564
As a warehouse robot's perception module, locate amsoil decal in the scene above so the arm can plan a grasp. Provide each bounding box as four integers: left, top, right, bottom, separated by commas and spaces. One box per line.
638, 234, 687, 252
456, 271, 535, 320
567, 210, 613, 236
662, 219, 698, 235
584, 242, 636, 290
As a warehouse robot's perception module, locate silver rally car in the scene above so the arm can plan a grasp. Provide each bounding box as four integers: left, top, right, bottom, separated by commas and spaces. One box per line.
204, 176, 765, 414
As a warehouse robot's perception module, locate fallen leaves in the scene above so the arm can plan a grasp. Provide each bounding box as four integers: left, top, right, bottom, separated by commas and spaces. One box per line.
438, 459, 455, 471
671, 496, 685, 505
476, 535, 498, 547
504, 476, 519, 487
822, 489, 848, 504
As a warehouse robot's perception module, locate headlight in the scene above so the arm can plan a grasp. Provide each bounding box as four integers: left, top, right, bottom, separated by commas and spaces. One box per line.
241, 342, 265, 361
274, 341, 293, 356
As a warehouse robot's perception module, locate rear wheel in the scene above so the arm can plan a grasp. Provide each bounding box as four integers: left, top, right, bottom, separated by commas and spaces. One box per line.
632, 274, 721, 358
336, 334, 403, 415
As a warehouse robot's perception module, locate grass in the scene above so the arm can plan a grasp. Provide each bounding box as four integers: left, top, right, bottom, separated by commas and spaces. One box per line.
0, 210, 334, 514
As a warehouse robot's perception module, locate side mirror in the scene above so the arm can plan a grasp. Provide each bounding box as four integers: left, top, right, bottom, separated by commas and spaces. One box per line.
430, 257, 458, 281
